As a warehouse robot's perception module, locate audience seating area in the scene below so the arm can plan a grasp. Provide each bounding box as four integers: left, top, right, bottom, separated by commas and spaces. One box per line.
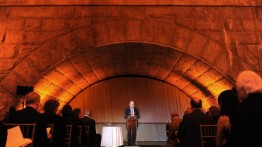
64, 125, 72, 146
3, 121, 218, 147
5, 123, 36, 140
4, 123, 36, 147
4, 123, 90, 147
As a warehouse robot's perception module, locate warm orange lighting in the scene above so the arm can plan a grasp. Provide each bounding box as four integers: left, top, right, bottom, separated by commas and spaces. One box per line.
201, 98, 210, 111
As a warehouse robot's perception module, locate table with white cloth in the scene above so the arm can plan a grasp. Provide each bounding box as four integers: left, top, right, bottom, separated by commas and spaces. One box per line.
101, 125, 124, 147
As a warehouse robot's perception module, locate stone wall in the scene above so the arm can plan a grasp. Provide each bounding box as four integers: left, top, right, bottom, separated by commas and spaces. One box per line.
0, 4, 261, 109
0, 0, 261, 6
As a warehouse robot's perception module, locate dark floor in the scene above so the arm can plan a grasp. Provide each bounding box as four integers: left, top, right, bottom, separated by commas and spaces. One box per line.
120, 141, 170, 147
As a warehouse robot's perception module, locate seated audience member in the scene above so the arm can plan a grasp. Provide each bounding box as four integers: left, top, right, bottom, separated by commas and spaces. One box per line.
208, 106, 220, 124
216, 89, 239, 147
72, 108, 83, 146
166, 111, 181, 146
235, 71, 262, 147
73, 108, 82, 125
177, 98, 212, 147
0, 104, 8, 147
43, 99, 66, 147
61, 105, 74, 124
61, 105, 79, 147
81, 111, 101, 147
6, 92, 50, 147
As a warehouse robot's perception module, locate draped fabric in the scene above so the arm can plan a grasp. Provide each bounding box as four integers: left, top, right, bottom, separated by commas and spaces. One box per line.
96, 123, 168, 141
69, 77, 190, 141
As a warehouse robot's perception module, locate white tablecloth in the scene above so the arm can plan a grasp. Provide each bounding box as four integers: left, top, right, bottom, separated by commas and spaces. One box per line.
101, 126, 123, 147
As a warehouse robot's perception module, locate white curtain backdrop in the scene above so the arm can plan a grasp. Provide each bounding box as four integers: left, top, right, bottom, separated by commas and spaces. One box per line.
69, 77, 190, 141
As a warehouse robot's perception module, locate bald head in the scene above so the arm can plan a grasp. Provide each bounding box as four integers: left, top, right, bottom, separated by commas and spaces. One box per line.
190, 97, 202, 108
129, 100, 135, 108
25, 92, 40, 106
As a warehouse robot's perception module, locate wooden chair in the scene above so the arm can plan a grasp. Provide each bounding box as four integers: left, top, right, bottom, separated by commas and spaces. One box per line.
82, 125, 89, 136
76, 125, 82, 145
81, 125, 89, 146
5, 123, 36, 147
200, 124, 217, 147
65, 125, 72, 146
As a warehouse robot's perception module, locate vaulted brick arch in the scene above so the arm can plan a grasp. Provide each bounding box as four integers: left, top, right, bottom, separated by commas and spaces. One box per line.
0, 21, 234, 110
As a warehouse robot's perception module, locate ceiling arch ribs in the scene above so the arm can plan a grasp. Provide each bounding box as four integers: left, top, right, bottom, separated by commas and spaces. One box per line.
29, 42, 234, 110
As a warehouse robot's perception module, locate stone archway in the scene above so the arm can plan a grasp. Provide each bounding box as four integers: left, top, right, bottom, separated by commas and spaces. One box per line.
0, 20, 234, 110
33, 42, 233, 110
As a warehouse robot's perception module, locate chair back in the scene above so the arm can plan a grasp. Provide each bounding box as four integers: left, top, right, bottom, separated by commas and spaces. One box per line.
5, 123, 36, 147
65, 125, 72, 146
200, 124, 217, 147
76, 125, 82, 145
81, 125, 89, 145
82, 125, 89, 136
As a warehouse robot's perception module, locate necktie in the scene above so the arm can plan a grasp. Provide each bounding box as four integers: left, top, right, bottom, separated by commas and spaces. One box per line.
131, 108, 134, 115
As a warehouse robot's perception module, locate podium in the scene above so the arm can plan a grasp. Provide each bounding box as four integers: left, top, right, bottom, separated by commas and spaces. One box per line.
127, 116, 138, 128
126, 116, 138, 146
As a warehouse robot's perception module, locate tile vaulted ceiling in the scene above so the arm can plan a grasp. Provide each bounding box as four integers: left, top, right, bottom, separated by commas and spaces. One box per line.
32, 43, 233, 109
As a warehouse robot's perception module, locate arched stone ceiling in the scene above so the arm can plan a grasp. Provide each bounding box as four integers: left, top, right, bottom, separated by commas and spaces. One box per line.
0, 16, 240, 110
31, 43, 233, 110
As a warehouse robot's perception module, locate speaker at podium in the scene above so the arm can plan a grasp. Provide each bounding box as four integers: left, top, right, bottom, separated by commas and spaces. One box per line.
124, 101, 140, 146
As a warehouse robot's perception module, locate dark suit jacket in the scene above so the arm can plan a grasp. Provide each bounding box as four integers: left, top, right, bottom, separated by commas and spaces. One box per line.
43, 111, 66, 147
177, 108, 212, 147
81, 116, 96, 137
62, 115, 79, 147
124, 107, 140, 119
81, 116, 97, 146
7, 106, 50, 147
235, 92, 262, 147
124, 107, 140, 127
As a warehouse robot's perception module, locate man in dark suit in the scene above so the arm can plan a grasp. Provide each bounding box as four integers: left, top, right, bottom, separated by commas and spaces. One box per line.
177, 98, 212, 147
7, 92, 50, 147
81, 111, 101, 147
43, 99, 66, 147
124, 100, 140, 146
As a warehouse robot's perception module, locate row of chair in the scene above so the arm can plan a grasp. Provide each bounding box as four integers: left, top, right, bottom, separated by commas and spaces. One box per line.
5, 123, 215, 147
4, 123, 90, 147
165, 124, 217, 147
64, 125, 90, 146
200, 124, 217, 147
